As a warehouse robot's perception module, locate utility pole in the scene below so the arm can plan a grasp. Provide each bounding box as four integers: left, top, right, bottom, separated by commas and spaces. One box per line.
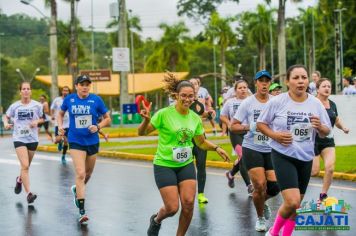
0, 33, 4, 136
269, 12, 274, 76
213, 41, 217, 108
311, 8, 316, 72
129, 9, 135, 98
301, 22, 307, 66
91, 0, 97, 94
334, 8, 346, 93
70, 0, 79, 90
118, 0, 130, 116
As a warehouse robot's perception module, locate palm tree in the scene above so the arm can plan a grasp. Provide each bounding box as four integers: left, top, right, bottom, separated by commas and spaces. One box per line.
145, 22, 189, 72
240, 4, 274, 70
205, 12, 236, 87
265, 0, 301, 85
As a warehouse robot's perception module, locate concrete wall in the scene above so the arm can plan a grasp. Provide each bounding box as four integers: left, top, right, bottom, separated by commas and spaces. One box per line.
329, 95, 356, 146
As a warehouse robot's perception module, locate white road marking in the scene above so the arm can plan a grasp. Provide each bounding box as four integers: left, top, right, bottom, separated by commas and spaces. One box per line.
0, 159, 40, 166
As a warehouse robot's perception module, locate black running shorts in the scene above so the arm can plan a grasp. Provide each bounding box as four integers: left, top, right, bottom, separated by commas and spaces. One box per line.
243, 147, 273, 171
154, 162, 196, 189
69, 142, 99, 156
271, 149, 312, 194
13, 142, 38, 151
314, 137, 335, 156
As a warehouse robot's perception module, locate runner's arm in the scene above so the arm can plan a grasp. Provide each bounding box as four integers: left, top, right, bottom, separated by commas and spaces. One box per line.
97, 112, 111, 130
230, 119, 249, 134
193, 134, 230, 161
334, 117, 349, 134
138, 118, 155, 136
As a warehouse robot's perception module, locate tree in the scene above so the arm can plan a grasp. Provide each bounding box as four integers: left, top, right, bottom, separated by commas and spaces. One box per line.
145, 22, 189, 72
205, 12, 236, 87
240, 5, 274, 70
177, 0, 239, 21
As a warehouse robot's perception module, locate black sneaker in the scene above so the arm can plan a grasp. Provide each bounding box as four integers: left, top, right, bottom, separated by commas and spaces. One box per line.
27, 192, 37, 204
147, 214, 161, 236
320, 193, 328, 201
225, 171, 235, 188
14, 176, 22, 194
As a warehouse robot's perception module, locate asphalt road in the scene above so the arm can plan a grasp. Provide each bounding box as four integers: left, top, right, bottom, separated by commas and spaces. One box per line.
0, 136, 355, 236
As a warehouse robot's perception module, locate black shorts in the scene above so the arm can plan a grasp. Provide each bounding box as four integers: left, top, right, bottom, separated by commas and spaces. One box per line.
13, 142, 38, 151
314, 138, 335, 156
69, 142, 99, 156
243, 147, 273, 171
38, 121, 49, 129
54, 127, 69, 137
154, 162, 196, 189
271, 149, 312, 194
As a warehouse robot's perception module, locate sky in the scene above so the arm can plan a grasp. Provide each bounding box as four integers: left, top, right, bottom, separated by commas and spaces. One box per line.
0, 0, 318, 39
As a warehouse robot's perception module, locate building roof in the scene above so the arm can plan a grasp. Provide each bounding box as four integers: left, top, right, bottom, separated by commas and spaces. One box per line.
35, 72, 189, 96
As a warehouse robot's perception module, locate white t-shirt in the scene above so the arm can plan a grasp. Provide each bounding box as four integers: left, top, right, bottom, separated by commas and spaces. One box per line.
197, 87, 210, 100
257, 93, 331, 161
342, 86, 356, 95
233, 95, 272, 153
308, 82, 317, 96
51, 96, 69, 128
220, 97, 244, 120
6, 100, 43, 143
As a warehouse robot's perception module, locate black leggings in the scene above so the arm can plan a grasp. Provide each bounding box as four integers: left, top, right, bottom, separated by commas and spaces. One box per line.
193, 141, 207, 194
271, 149, 312, 194
229, 133, 251, 186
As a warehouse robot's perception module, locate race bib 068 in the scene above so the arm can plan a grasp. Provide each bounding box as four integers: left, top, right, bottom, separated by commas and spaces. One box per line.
172, 147, 192, 163
291, 123, 312, 142
75, 115, 92, 128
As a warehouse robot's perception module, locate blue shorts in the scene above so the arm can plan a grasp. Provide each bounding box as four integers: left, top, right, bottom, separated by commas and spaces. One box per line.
55, 127, 69, 137
69, 142, 99, 156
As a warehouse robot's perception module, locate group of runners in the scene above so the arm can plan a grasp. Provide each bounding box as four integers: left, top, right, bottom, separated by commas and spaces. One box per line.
3, 65, 349, 235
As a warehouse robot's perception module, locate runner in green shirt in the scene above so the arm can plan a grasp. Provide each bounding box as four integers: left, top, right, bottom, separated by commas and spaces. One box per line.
139, 72, 230, 236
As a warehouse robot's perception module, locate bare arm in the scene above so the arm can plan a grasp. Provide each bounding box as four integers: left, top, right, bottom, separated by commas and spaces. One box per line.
335, 117, 349, 134
193, 134, 230, 161
2, 115, 13, 130
257, 122, 293, 146
310, 116, 330, 138
219, 115, 230, 127
230, 119, 249, 134
137, 101, 155, 136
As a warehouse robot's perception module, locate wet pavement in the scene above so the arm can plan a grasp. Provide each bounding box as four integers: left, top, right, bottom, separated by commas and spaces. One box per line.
0, 137, 355, 236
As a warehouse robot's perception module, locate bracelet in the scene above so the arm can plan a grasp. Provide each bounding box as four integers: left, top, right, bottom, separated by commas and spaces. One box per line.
96, 124, 101, 131
214, 146, 220, 151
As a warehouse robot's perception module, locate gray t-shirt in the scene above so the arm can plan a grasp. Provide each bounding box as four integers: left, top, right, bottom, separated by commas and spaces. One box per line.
51, 96, 69, 128
342, 86, 356, 95
308, 82, 317, 96
257, 92, 331, 161
221, 97, 244, 120
233, 95, 272, 153
6, 100, 43, 143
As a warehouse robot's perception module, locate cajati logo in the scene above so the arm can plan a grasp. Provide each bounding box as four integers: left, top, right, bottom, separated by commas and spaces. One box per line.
295, 197, 351, 231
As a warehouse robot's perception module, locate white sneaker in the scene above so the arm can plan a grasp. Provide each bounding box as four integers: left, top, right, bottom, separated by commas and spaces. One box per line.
264, 204, 271, 220
255, 217, 267, 232
265, 228, 273, 236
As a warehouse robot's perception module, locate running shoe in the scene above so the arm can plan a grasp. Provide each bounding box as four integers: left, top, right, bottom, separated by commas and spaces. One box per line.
255, 217, 267, 232
61, 155, 66, 164
57, 140, 63, 151
27, 192, 37, 204
198, 193, 208, 204
78, 213, 89, 224
71, 185, 79, 208
14, 176, 22, 194
147, 214, 161, 236
225, 171, 235, 188
319, 193, 328, 202
247, 184, 254, 197
264, 204, 272, 220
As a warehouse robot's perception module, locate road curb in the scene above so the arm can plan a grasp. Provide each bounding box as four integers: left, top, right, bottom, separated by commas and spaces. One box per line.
37, 146, 356, 181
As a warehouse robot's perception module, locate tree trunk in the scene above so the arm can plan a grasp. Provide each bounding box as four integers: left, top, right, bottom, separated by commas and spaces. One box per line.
49, 0, 59, 101
220, 46, 226, 88
277, 0, 286, 88
70, 0, 78, 91
259, 44, 266, 70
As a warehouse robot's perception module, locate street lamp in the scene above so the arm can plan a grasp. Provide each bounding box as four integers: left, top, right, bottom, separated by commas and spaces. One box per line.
334, 8, 347, 93
298, 21, 307, 66
128, 9, 136, 98
20, 0, 59, 101
16, 68, 40, 82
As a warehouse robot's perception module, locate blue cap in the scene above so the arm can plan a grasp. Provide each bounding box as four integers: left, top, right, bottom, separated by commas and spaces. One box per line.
255, 70, 272, 80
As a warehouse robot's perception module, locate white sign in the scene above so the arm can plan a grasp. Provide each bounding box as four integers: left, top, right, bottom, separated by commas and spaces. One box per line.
112, 47, 130, 72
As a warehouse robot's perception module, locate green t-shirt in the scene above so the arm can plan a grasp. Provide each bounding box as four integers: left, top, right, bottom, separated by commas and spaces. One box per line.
150, 105, 205, 167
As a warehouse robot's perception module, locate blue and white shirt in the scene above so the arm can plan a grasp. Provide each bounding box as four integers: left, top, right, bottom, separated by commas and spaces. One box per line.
61, 93, 108, 145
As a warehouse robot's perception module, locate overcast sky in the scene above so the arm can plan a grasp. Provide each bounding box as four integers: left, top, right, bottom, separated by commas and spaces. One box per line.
1, 0, 317, 39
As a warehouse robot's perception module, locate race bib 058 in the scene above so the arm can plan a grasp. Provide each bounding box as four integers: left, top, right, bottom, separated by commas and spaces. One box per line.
172, 147, 192, 163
